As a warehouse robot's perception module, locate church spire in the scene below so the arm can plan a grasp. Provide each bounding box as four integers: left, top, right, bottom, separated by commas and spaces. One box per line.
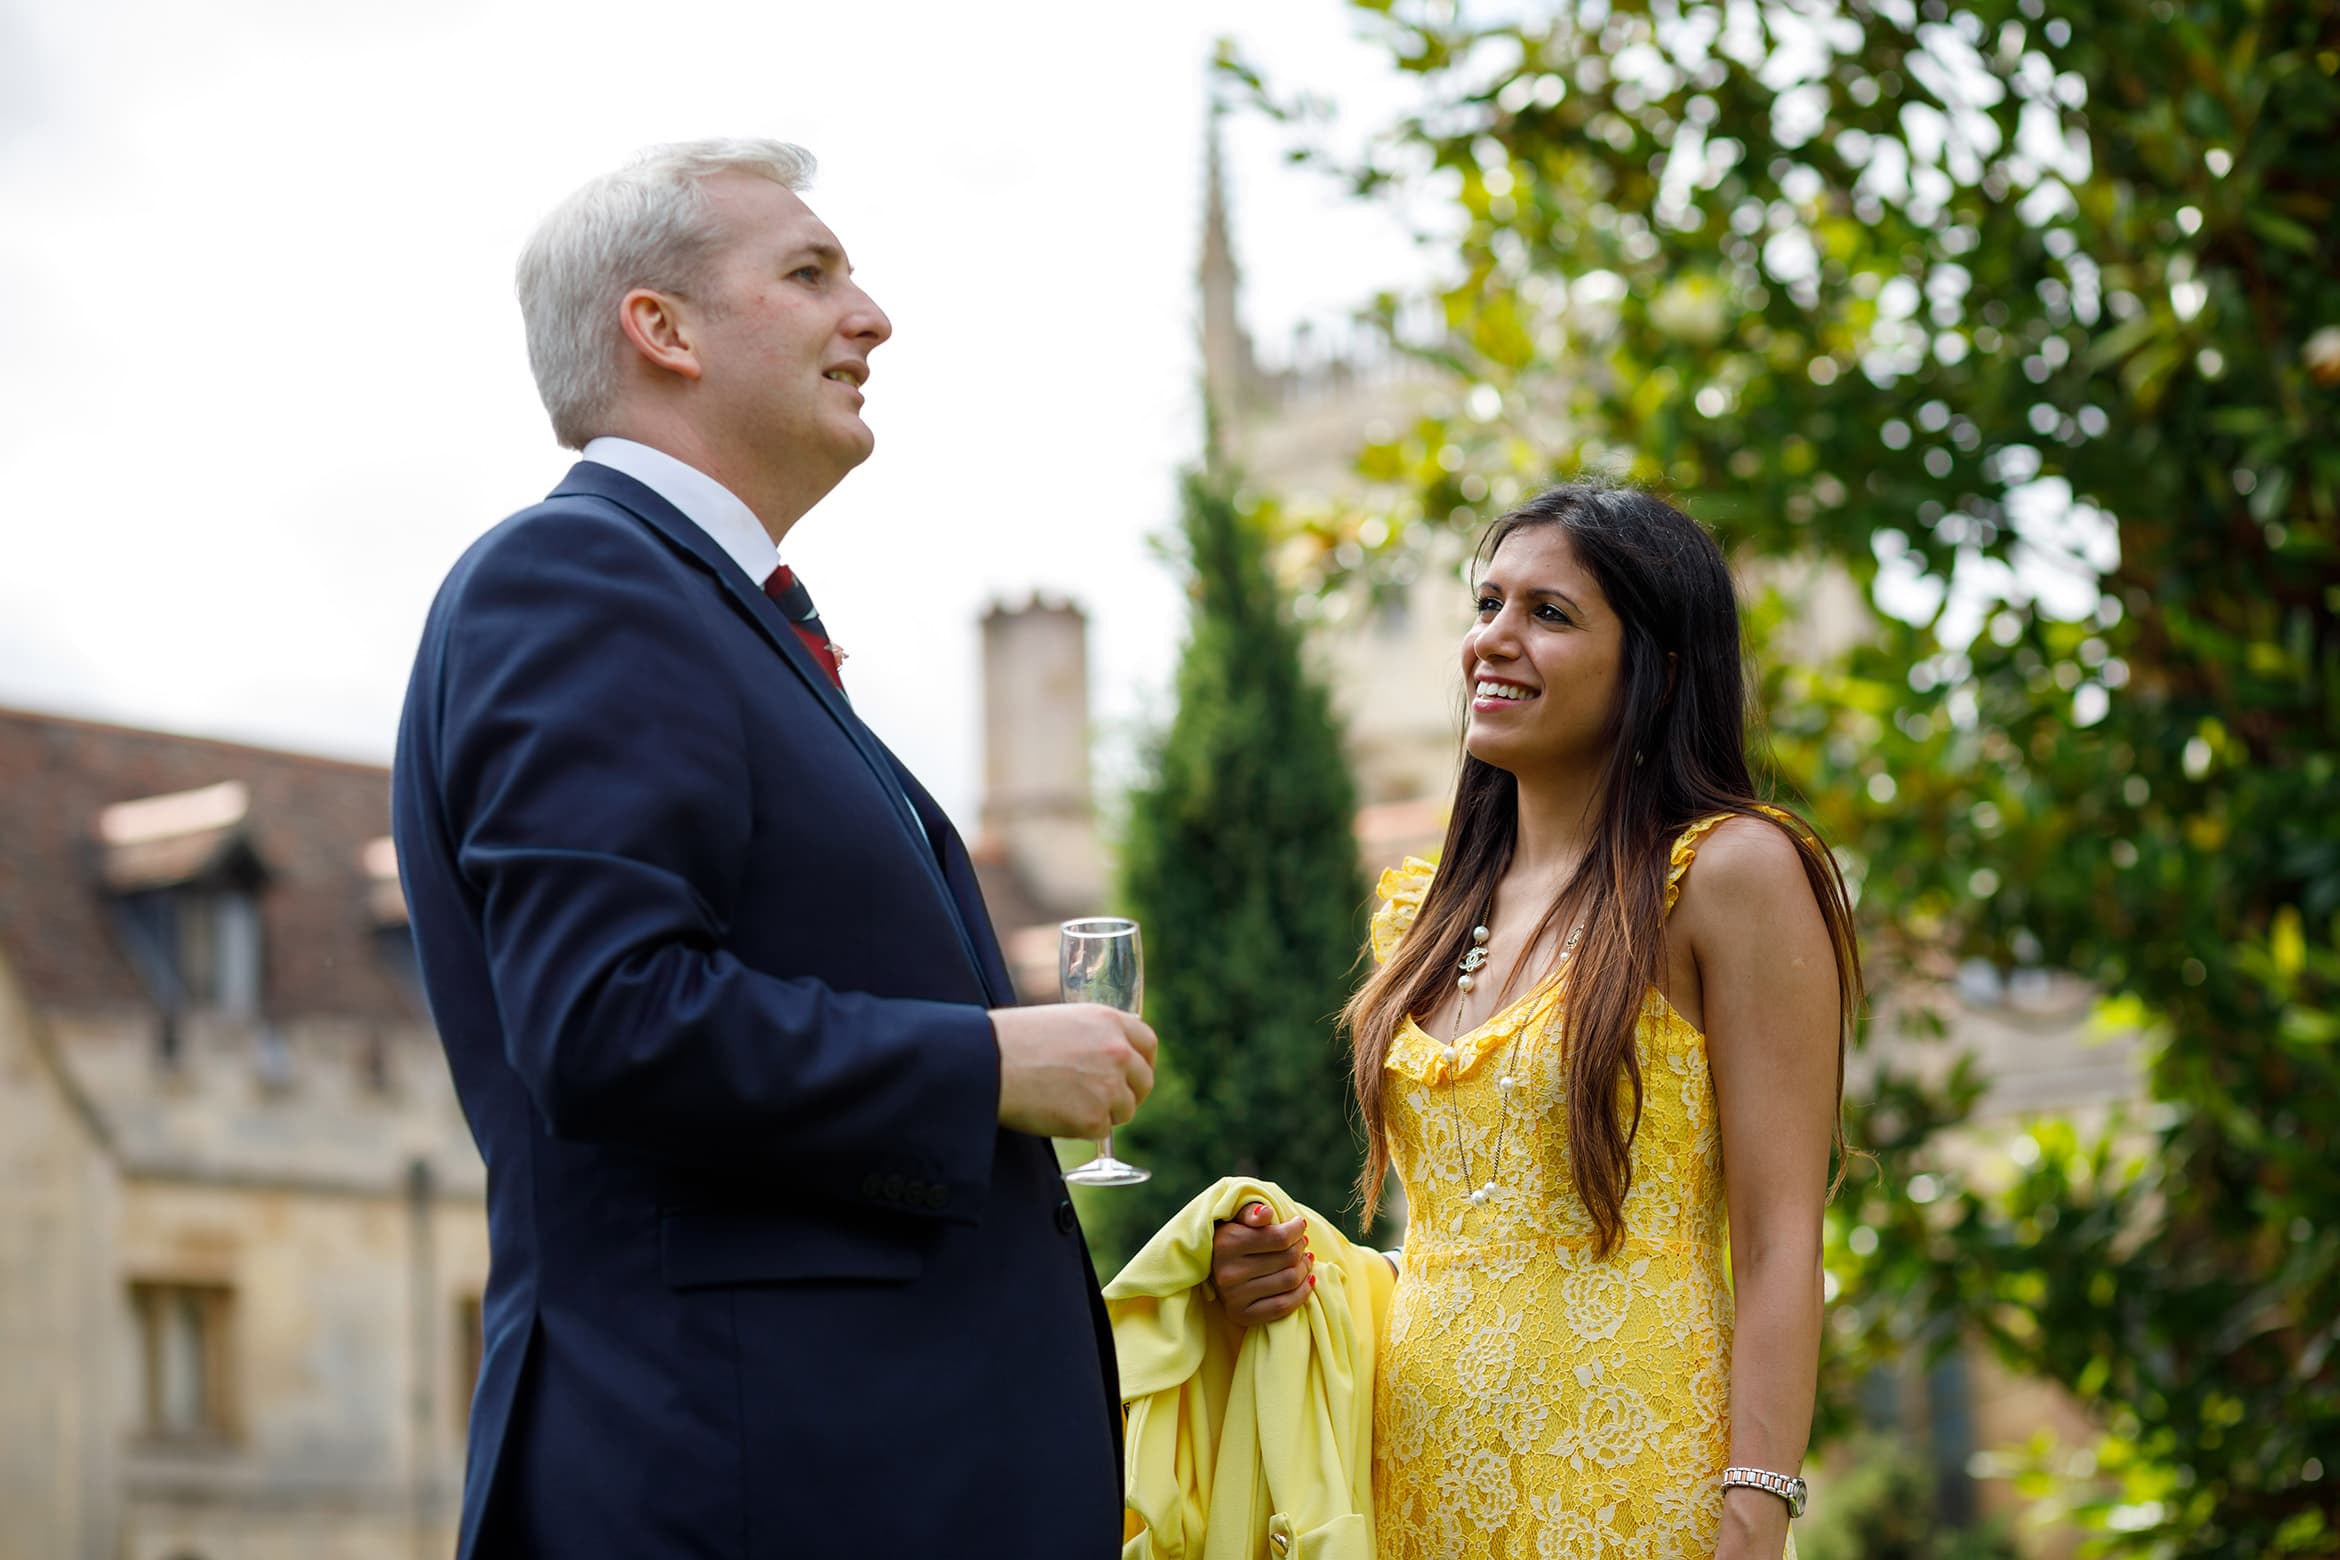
1199, 98, 1257, 463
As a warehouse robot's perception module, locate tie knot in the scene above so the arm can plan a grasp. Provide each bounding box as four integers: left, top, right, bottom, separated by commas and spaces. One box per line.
763, 563, 813, 620
761, 563, 845, 691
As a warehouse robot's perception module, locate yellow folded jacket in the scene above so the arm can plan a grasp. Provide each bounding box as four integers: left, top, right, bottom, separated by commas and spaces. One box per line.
1106, 1178, 1396, 1560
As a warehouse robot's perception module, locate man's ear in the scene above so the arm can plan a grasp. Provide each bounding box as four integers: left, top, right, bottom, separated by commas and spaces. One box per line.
617, 288, 704, 382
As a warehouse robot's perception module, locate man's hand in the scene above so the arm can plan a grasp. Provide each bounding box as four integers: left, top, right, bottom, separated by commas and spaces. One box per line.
1211, 1200, 1313, 1324
991, 1004, 1158, 1141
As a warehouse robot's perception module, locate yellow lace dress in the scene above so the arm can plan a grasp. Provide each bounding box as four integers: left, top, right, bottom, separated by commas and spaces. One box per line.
1370, 814, 1795, 1559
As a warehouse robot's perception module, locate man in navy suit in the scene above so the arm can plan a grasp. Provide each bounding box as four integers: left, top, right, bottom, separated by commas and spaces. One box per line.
392, 138, 1154, 1558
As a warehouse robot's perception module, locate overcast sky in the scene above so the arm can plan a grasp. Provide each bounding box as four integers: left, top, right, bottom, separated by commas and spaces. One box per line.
0, 0, 1426, 829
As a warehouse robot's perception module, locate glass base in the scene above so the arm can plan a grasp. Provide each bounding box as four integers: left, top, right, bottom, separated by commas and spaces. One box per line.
1063, 1156, 1151, 1187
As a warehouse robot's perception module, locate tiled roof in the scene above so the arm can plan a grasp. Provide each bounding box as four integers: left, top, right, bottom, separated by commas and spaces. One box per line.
0, 706, 411, 1021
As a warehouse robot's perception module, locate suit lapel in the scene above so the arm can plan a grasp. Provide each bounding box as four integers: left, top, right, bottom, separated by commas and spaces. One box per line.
883, 750, 1018, 1006
550, 462, 1004, 1003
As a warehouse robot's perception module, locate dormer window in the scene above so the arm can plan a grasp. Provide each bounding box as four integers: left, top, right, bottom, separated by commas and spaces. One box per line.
96, 781, 271, 1034
170, 887, 264, 1012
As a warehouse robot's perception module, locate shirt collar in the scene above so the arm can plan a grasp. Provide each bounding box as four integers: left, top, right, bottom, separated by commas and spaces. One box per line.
581, 437, 781, 585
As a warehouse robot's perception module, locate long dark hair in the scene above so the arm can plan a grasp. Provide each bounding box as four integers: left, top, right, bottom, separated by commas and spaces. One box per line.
1343, 483, 1863, 1253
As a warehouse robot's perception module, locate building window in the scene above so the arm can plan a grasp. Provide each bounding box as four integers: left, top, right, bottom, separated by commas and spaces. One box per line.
95, 780, 271, 1030
175, 890, 264, 1014
130, 1282, 235, 1440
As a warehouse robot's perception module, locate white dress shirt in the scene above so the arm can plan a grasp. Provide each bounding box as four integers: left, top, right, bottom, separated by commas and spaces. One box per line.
582, 436, 781, 586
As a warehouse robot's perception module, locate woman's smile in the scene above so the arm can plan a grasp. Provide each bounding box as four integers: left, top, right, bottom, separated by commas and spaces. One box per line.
1470, 676, 1540, 713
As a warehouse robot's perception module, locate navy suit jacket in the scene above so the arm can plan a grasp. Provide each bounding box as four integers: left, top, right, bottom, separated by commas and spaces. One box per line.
392, 462, 1122, 1558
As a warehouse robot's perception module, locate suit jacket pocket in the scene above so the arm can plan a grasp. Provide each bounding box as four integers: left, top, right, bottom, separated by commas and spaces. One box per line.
659, 1205, 925, 1289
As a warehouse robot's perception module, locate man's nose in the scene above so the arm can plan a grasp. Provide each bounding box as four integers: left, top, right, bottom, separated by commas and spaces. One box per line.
845, 283, 891, 347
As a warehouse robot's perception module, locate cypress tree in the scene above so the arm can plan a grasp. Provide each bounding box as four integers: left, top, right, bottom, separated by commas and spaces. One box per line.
1079, 467, 1373, 1264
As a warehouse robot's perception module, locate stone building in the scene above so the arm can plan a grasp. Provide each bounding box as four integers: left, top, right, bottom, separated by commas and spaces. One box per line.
0, 706, 485, 1560
1199, 111, 1464, 825
969, 596, 1109, 1001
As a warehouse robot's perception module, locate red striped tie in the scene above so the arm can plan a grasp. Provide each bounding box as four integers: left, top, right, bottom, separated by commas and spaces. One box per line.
762, 564, 845, 691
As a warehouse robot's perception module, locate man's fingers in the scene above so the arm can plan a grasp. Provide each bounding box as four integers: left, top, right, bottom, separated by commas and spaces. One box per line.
1119, 1014, 1160, 1066
1121, 1047, 1154, 1105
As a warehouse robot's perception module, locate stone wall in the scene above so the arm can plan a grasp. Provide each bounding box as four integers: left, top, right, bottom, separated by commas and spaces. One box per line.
0, 954, 123, 1560
113, 1174, 486, 1560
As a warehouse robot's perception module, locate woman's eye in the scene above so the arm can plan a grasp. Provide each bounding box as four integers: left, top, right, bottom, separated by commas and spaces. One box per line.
1476, 596, 1501, 615
1537, 603, 1571, 624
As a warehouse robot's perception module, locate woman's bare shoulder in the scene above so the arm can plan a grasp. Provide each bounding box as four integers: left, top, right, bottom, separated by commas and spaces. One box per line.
1674, 812, 1821, 929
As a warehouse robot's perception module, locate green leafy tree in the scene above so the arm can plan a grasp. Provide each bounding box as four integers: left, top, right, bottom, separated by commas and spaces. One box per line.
1797, 1447, 2023, 1560
1083, 468, 1373, 1265
1229, 1, 2339, 1551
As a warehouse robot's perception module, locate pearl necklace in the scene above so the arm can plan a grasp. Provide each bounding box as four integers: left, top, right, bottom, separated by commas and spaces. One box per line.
1445, 915, 1584, 1210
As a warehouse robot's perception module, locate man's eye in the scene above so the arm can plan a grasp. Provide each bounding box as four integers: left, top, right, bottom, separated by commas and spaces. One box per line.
791, 264, 824, 283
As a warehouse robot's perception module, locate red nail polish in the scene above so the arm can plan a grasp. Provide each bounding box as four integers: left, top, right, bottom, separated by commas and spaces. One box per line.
1308, 1274, 1317, 1287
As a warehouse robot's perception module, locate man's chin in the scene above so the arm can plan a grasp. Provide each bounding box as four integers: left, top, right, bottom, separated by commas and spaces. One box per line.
834, 420, 877, 468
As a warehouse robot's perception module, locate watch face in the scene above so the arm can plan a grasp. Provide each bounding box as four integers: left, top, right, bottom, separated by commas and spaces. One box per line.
1788, 1481, 1808, 1519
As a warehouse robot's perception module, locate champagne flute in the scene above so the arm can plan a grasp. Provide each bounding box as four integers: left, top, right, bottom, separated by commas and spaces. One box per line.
1058, 917, 1150, 1186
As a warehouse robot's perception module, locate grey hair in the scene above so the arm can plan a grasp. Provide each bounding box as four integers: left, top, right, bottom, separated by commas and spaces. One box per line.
516, 138, 817, 449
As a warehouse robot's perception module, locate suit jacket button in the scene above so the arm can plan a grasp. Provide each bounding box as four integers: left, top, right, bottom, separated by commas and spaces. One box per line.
883, 1175, 907, 1200
1054, 1199, 1078, 1236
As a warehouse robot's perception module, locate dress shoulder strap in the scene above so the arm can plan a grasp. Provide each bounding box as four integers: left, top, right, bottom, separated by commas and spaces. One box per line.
1664, 805, 1807, 916
1369, 857, 1438, 965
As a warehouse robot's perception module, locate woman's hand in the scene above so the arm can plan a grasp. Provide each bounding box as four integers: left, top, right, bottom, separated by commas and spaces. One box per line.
1209, 1201, 1313, 1323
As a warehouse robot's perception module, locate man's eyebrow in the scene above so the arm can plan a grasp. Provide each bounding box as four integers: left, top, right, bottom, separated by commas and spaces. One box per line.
788, 241, 848, 268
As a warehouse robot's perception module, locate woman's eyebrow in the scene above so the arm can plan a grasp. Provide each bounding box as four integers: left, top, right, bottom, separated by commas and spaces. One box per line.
1475, 577, 1591, 618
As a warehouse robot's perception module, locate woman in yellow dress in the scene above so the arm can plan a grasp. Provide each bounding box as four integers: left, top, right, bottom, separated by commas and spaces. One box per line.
1211, 483, 1861, 1558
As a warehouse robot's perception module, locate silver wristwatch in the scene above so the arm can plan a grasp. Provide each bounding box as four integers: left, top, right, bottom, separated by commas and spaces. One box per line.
1722, 1465, 1808, 1519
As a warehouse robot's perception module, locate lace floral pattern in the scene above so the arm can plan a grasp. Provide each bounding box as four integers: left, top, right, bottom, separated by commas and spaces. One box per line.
1369, 819, 1797, 1559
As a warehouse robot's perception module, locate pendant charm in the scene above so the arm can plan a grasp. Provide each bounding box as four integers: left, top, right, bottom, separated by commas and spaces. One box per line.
1459, 946, 1490, 975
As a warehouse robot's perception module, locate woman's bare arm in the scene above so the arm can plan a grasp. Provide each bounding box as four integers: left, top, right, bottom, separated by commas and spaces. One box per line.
1678, 816, 1841, 1559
